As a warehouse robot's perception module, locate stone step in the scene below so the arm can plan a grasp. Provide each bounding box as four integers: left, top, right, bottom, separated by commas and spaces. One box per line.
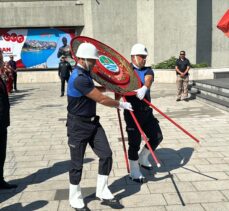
195, 82, 229, 95
195, 92, 229, 111
189, 78, 229, 111
194, 78, 229, 94
214, 71, 229, 79
193, 85, 229, 102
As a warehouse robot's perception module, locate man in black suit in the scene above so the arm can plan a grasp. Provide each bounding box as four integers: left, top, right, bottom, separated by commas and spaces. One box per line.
0, 74, 17, 189
8, 55, 18, 92
58, 55, 72, 97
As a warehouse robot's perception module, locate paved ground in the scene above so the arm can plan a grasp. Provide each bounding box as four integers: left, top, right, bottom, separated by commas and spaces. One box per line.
0, 82, 229, 211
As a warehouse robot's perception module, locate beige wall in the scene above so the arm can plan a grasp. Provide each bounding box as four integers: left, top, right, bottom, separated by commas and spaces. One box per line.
0, 0, 228, 68
17, 68, 229, 84
137, 0, 155, 66
154, 0, 197, 65
0, 1, 84, 28
89, 0, 137, 61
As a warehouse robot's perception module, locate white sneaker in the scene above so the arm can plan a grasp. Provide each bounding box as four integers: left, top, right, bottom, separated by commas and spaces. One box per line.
69, 184, 85, 209
138, 147, 153, 169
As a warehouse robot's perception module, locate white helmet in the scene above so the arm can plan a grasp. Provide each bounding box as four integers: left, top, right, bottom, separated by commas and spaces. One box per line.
130, 43, 148, 56
76, 43, 99, 59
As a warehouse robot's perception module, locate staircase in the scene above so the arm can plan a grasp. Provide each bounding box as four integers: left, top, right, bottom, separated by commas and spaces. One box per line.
189, 78, 229, 111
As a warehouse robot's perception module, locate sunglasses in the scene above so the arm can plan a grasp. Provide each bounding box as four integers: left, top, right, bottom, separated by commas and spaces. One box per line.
180, 54, 185, 56
137, 55, 147, 59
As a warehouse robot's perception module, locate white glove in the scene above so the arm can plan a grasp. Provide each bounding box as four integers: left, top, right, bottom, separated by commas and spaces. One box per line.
134, 85, 148, 100
118, 102, 133, 111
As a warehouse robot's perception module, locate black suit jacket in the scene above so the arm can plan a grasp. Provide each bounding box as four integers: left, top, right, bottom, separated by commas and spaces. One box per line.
0, 77, 10, 128
58, 61, 72, 78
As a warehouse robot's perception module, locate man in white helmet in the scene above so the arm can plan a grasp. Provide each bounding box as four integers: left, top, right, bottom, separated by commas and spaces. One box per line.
67, 42, 132, 210
124, 43, 163, 183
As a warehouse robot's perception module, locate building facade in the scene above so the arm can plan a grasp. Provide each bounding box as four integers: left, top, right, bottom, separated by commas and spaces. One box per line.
0, 0, 228, 68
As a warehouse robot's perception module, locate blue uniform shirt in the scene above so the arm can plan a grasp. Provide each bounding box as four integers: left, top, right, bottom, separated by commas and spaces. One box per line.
67, 66, 96, 117
125, 64, 154, 111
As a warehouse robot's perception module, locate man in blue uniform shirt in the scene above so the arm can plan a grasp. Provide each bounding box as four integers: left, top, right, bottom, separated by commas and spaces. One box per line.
124, 44, 163, 183
67, 43, 132, 211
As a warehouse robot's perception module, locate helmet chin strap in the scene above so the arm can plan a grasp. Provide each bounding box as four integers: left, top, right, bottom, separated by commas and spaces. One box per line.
85, 59, 90, 71
135, 55, 140, 68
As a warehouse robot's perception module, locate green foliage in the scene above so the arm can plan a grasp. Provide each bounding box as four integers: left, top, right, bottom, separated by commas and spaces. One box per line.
152, 57, 177, 69
152, 57, 209, 69
190, 63, 208, 68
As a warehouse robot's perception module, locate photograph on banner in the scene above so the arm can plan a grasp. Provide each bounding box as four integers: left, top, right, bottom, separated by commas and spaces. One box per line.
0, 28, 76, 69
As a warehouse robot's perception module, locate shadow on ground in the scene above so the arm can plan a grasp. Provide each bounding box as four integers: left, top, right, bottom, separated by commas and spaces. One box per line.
0, 158, 94, 207
1, 200, 48, 211
9, 88, 37, 107
111, 147, 194, 199
82, 147, 195, 209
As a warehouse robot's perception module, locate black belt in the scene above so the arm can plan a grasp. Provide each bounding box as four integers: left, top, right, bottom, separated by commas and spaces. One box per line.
134, 107, 151, 112
68, 113, 99, 122
77, 116, 98, 122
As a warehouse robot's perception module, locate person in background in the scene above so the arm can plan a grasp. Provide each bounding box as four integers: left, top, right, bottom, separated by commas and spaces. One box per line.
58, 55, 72, 97
8, 55, 17, 92
0, 50, 7, 83
175, 50, 190, 101
4, 62, 13, 94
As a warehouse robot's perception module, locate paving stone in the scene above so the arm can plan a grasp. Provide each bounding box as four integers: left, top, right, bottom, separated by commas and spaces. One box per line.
175, 171, 229, 181
0, 82, 227, 211
165, 204, 205, 211
15, 161, 49, 168
201, 202, 229, 211
148, 181, 196, 193
22, 200, 59, 211
194, 164, 229, 172
106, 206, 166, 211
206, 157, 229, 164
58, 200, 75, 211
19, 190, 55, 202
164, 191, 227, 204
0, 192, 22, 207
14, 155, 44, 162
192, 180, 229, 191
222, 190, 229, 200
121, 194, 167, 207
24, 180, 68, 191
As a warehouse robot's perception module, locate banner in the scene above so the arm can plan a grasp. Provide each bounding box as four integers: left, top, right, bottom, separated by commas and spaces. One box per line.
0, 28, 75, 69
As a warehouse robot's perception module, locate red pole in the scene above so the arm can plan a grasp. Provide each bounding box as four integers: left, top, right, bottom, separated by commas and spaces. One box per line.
117, 108, 130, 173
143, 99, 200, 143
123, 97, 161, 168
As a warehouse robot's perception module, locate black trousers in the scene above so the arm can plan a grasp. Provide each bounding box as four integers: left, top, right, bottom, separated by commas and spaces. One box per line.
67, 114, 112, 185
13, 72, 17, 90
124, 109, 163, 160
61, 77, 69, 94
0, 126, 7, 181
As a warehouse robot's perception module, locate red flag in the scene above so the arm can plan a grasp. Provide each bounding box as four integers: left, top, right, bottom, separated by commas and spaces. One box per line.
217, 9, 229, 37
